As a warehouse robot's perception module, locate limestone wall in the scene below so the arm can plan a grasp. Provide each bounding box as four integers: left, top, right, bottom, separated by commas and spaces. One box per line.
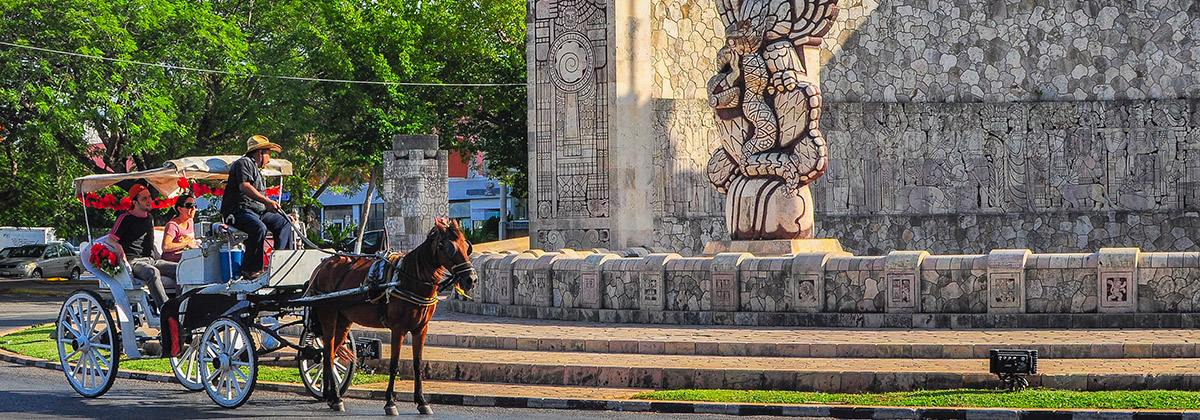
466, 247, 1200, 326
644, 0, 1200, 255
532, 0, 1200, 255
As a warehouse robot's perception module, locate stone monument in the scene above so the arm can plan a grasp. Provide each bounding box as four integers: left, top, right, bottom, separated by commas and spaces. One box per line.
706, 0, 838, 241
380, 134, 448, 252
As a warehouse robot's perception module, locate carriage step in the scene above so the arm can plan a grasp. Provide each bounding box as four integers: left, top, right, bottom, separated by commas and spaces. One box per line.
265, 345, 1200, 392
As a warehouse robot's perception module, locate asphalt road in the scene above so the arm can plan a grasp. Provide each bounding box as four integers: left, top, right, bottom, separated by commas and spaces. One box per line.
0, 360, 798, 420
0, 291, 795, 420
0, 293, 63, 329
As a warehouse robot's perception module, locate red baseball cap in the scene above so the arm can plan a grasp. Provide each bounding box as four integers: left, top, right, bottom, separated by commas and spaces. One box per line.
128, 184, 148, 199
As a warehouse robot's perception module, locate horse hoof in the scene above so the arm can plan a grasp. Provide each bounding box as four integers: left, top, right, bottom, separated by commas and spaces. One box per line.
418, 405, 433, 415
385, 405, 399, 416
329, 401, 345, 412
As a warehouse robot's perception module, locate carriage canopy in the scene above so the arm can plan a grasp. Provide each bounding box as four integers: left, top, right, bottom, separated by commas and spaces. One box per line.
73, 155, 293, 197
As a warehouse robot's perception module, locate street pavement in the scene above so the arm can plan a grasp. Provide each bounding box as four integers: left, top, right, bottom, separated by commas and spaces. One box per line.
4, 277, 1200, 418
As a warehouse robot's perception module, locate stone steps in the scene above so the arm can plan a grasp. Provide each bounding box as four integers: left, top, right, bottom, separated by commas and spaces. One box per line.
267, 345, 1200, 392
355, 311, 1200, 359
258, 311, 1200, 392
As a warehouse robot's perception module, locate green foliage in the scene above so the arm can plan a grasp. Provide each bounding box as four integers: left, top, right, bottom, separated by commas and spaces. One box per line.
322, 222, 354, 245
0, 0, 528, 232
633, 389, 1200, 410
462, 216, 499, 244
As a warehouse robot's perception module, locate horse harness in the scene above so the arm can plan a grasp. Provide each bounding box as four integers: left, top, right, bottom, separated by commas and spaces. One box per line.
364, 254, 438, 307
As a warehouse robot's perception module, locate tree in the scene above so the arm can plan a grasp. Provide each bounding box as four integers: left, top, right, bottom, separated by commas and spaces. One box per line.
0, 0, 528, 237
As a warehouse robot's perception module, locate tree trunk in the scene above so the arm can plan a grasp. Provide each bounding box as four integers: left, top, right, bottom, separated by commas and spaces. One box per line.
353, 164, 381, 253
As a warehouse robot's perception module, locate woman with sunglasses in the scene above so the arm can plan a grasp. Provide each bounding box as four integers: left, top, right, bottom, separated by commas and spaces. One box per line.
162, 193, 200, 263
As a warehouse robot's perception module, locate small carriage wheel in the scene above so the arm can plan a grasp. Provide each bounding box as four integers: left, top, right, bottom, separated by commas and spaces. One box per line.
298, 329, 357, 399
197, 317, 258, 408
170, 332, 204, 391
56, 289, 120, 398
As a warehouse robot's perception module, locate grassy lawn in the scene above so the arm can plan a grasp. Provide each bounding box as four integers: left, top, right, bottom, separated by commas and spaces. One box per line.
632, 389, 1200, 410
1, 324, 391, 385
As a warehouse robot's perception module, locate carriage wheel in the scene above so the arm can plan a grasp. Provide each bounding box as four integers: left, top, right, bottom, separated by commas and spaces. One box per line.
197, 317, 257, 408
170, 335, 204, 391
298, 330, 357, 399
56, 289, 120, 398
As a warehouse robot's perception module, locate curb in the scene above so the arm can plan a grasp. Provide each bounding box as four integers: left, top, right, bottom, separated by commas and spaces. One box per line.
0, 287, 72, 297
3, 346, 1200, 419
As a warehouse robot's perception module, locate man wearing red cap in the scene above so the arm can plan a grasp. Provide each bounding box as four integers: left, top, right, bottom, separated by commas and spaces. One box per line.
221, 135, 295, 279
98, 183, 176, 310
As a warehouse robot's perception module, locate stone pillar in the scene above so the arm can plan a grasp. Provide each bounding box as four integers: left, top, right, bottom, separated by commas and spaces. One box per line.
527, 0, 656, 252
638, 253, 679, 311
987, 249, 1031, 313
711, 252, 749, 312
885, 251, 927, 313
579, 253, 618, 309
1097, 248, 1139, 313
381, 134, 447, 252
790, 252, 845, 313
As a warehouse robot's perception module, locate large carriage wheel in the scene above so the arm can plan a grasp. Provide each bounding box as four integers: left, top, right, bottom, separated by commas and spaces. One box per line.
197, 317, 257, 408
56, 289, 120, 398
298, 330, 357, 399
169, 334, 204, 391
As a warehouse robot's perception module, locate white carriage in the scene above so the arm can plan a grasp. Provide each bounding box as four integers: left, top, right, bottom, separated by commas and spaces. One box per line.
59, 156, 358, 408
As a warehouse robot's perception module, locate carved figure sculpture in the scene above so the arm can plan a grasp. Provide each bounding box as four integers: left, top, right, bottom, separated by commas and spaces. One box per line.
707, 0, 838, 239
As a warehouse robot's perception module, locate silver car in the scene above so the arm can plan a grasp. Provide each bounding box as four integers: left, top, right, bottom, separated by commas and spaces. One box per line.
0, 243, 83, 280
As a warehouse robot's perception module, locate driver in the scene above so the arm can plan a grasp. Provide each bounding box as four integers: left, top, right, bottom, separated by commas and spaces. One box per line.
98, 183, 176, 310
221, 135, 295, 280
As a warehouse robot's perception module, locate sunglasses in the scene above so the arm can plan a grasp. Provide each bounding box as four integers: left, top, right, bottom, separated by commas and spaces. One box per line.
179, 202, 196, 208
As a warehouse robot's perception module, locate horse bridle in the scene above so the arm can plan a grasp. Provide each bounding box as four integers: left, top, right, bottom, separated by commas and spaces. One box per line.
434, 235, 475, 293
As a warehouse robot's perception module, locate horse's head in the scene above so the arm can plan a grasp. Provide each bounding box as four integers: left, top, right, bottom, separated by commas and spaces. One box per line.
428, 218, 476, 294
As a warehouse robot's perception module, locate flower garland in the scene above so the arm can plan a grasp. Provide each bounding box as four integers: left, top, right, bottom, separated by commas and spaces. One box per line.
78, 177, 281, 210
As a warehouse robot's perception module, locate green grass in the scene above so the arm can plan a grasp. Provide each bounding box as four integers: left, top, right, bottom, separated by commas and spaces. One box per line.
2, 325, 391, 385
631, 389, 1200, 410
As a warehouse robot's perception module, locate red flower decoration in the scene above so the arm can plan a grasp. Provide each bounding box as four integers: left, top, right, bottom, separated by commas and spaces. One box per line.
90, 244, 122, 277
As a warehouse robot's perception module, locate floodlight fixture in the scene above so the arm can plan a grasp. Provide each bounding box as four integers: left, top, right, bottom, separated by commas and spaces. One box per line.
989, 349, 1037, 390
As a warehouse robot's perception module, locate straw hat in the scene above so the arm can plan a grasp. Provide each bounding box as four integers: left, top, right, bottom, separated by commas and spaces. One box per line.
246, 135, 282, 154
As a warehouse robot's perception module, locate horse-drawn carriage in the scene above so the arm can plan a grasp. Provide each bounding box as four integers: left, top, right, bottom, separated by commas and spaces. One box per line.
60, 155, 476, 414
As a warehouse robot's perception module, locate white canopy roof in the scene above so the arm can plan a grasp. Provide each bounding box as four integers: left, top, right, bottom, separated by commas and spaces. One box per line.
73, 155, 293, 196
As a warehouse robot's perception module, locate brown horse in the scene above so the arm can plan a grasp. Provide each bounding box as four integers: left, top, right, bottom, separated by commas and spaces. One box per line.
304, 219, 476, 415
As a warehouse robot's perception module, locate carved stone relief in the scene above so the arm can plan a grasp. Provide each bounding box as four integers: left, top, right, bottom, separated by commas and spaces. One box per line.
706, 0, 840, 240
530, 0, 612, 249
380, 135, 448, 253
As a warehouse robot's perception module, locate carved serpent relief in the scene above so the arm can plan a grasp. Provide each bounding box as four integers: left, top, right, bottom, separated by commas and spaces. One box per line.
708, 0, 838, 239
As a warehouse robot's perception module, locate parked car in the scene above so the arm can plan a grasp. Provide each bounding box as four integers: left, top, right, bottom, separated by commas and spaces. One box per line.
335, 230, 386, 254
0, 242, 83, 280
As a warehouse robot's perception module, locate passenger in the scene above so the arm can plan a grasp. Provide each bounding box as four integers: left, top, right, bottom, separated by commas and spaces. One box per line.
221, 135, 294, 280
98, 183, 176, 310
160, 193, 199, 276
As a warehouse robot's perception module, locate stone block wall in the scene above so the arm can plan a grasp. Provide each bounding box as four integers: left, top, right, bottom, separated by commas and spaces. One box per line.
530, 0, 1200, 255
919, 255, 987, 314
464, 247, 1200, 327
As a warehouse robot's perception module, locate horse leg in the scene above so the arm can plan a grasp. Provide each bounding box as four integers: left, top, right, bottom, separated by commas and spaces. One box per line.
384, 329, 406, 416
319, 308, 345, 412
413, 325, 432, 415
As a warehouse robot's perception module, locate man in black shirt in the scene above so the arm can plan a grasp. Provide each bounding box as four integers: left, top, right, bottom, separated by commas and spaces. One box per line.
221, 135, 294, 279
98, 183, 176, 308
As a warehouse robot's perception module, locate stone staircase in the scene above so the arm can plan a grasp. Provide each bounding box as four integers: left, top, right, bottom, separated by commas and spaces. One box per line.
270, 309, 1200, 393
